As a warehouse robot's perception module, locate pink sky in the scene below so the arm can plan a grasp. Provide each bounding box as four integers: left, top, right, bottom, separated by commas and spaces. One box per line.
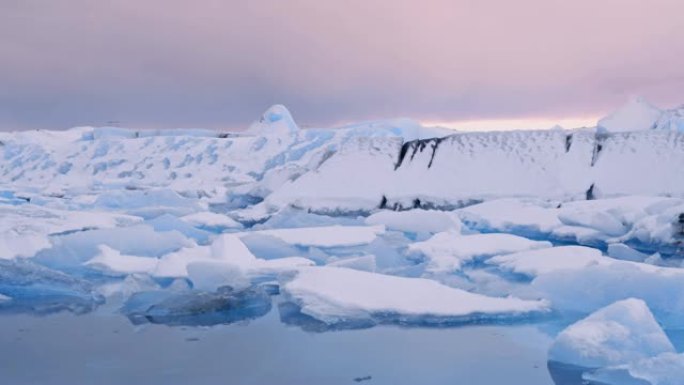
1, 0, 683, 130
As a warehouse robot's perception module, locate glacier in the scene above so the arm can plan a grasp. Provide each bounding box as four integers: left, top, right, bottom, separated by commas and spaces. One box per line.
2, 98, 684, 384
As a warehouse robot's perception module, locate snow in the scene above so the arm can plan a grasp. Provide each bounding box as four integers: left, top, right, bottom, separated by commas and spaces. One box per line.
84, 245, 158, 276
548, 298, 675, 368
282, 266, 549, 326
487, 246, 603, 277
408, 232, 552, 273
597, 97, 663, 133
365, 209, 462, 234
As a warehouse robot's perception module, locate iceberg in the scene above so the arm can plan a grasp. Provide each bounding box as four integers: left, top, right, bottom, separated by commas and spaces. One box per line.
597, 97, 663, 134
548, 298, 675, 368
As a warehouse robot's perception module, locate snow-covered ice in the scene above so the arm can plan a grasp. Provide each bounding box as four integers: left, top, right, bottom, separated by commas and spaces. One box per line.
365, 209, 462, 234
408, 232, 552, 273
238, 225, 385, 248
281, 266, 549, 327
487, 246, 603, 277
84, 245, 158, 276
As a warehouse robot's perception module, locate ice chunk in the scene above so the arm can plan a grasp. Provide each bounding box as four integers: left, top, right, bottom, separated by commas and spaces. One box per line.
548, 298, 675, 368
93, 189, 203, 218
327, 255, 377, 272
532, 260, 684, 327
558, 210, 628, 237
607, 243, 649, 262
123, 286, 272, 326
487, 246, 603, 277
257, 207, 363, 230
458, 198, 562, 235
210, 233, 259, 266
186, 260, 250, 292
180, 211, 243, 230
365, 209, 462, 234
281, 266, 549, 327
0, 234, 51, 260
97, 273, 161, 300
38, 224, 192, 269
153, 246, 212, 278
154, 235, 313, 286
145, 214, 212, 243
238, 225, 385, 248
0, 259, 104, 314
0, 203, 140, 260
556, 196, 681, 242
83, 245, 158, 276
408, 232, 552, 273
586, 352, 684, 385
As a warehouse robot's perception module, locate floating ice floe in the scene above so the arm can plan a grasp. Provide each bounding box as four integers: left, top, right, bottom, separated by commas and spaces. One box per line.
408, 232, 552, 273
281, 266, 549, 328
548, 298, 675, 368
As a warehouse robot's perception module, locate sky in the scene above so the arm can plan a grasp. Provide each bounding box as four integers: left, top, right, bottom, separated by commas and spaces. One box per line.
1, 0, 683, 131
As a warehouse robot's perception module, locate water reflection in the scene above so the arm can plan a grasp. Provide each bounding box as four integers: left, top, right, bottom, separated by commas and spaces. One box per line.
0, 310, 556, 385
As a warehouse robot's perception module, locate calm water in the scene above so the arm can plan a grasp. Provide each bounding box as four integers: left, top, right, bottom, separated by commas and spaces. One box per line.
0, 307, 561, 385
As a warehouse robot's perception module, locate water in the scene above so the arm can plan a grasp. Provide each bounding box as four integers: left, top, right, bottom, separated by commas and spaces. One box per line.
0, 307, 559, 385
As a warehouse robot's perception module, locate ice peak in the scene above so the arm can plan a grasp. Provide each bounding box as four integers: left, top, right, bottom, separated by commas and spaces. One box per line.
597, 96, 663, 134
247, 104, 299, 135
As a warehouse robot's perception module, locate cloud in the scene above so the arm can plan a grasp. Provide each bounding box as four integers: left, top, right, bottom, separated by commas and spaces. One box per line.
1, 0, 683, 130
